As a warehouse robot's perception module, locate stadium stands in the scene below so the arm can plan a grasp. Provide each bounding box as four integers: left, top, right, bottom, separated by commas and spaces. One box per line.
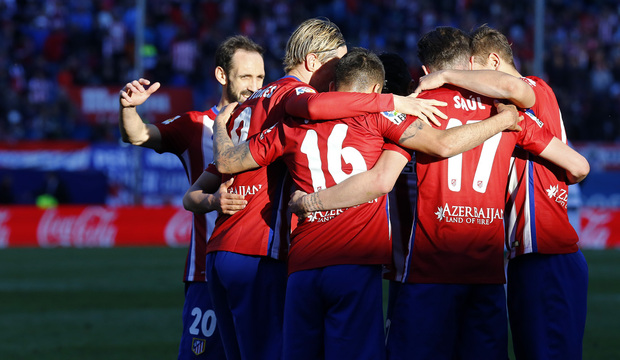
0, 0, 618, 142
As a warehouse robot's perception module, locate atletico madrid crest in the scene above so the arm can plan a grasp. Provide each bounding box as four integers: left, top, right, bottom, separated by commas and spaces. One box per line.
192, 338, 206, 355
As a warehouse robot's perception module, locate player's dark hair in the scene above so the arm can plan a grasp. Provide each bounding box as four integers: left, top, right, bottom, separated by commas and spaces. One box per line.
470, 24, 516, 68
417, 26, 471, 72
379, 52, 413, 96
215, 35, 264, 74
334, 47, 385, 92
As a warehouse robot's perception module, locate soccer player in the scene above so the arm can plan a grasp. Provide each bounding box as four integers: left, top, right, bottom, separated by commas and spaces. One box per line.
199, 47, 523, 360
118, 35, 263, 359
414, 25, 590, 360
287, 27, 589, 360
183, 18, 451, 360
470, 25, 589, 360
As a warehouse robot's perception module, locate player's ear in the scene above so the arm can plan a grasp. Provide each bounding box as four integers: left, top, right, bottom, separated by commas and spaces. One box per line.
215, 66, 227, 86
422, 65, 430, 76
489, 53, 501, 70
329, 81, 336, 92
371, 82, 382, 94
305, 53, 320, 72
469, 56, 476, 70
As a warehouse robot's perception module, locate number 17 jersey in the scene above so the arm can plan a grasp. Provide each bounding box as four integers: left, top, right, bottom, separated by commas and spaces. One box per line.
389, 86, 554, 285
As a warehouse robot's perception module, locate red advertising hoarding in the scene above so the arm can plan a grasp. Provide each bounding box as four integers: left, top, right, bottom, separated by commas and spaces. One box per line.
0, 206, 192, 248
579, 206, 620, 249
1, 205, 619, 249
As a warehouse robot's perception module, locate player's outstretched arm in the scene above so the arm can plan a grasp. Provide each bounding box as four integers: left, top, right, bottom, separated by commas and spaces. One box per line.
119, 78, 163, 150
285, 91, 447, 127
538, 138, 590, 184
288, 150, 409, 215
212, 103, 260, 174
399, 101, 522, 158
183, 172, 247, 215
414, 70, 536, 109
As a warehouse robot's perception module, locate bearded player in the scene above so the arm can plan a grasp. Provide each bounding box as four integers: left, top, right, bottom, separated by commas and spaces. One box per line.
119, 35, 263, 359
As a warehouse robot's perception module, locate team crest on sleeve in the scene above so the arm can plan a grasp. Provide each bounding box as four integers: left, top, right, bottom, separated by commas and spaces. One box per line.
522, 77, 537, 87
162, 115, 180, 125
191, 338, 206, 355
380, 110, 407, 125
524, 109, 544, 128
295, 87, 316, 96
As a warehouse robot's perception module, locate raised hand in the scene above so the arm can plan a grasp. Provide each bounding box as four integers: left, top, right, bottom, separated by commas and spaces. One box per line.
119, 78, 161, 108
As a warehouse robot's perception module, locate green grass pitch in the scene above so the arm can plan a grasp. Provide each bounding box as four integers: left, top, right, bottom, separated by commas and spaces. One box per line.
0, 248, 618, 359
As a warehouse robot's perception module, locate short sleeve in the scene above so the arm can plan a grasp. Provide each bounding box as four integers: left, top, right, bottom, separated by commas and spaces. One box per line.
383, 139, 413, 162
247, 122, 286, 167
155, 112, 197, 154
517, 110, 555, 156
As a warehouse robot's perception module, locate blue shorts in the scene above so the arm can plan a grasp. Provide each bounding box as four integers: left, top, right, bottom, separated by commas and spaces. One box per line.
507, 250, 588, 360
385, 282, 508, 360
206, 251, 287, 360
283, 264, 385, 360
178, 281, 225, 359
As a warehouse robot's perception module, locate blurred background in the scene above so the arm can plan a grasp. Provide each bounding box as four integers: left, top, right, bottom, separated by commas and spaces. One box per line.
1, 0, 619, 249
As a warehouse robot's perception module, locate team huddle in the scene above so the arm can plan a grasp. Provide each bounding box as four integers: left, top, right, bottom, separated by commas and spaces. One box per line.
119, 17, 590, 360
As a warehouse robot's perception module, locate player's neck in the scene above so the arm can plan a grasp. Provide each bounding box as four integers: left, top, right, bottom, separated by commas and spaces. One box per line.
287, 67, 311, 85
216, 97, 231, 112
500, 65, 522, 78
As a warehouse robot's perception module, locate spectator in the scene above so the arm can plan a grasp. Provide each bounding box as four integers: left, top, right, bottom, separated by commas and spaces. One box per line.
0, 0, 616, 143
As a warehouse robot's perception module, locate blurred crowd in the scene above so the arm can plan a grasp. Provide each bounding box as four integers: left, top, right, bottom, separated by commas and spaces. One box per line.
1, 0, 619, 143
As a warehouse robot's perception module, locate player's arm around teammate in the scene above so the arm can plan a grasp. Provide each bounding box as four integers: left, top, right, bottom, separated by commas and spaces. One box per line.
184, 173, 247, 215
288, 100, 523, 214
414, 69, 536, 109
411, 45, 590, 184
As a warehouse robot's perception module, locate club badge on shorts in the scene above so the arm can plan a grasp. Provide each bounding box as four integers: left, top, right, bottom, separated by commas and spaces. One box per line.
192, 338, 206, 355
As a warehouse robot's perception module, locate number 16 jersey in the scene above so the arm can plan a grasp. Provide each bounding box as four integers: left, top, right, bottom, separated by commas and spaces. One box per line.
248, 110, 414, 275
389, 85, 554, 285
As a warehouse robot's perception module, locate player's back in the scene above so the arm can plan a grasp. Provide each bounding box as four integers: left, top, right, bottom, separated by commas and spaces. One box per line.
288, 113, 400, 273
506, 76, 579, 257
249, 109, 415, 274
207, 76, 307, 260
391, 85, 551, 285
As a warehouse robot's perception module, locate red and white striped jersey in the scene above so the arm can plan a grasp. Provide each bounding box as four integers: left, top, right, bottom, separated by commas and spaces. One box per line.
156, 106, 219, 282
505, 76, 579, 258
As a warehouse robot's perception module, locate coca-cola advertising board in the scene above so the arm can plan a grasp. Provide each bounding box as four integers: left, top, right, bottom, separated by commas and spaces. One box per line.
0, 206, 192, 248
1, 205, 619, 249
578, 206, 620, 249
